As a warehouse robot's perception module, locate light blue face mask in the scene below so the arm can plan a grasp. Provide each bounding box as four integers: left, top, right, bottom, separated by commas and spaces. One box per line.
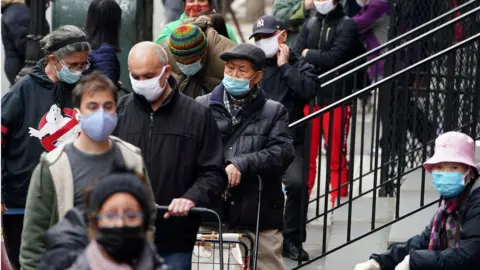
222, 73, 256, 96
432, 171, 466, 198
56, 63, 82, 84
78, 108, 118, 142
177, 60, 203, 76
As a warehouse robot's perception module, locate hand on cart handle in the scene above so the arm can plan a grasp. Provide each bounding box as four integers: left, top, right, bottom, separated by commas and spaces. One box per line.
162, 198, 195, 219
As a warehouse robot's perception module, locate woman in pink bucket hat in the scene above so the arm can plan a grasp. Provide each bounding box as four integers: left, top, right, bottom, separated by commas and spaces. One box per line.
355, 131, 480, 270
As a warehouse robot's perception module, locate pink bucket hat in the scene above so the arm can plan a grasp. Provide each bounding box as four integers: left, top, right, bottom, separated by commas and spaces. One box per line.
424, 131, 478, 175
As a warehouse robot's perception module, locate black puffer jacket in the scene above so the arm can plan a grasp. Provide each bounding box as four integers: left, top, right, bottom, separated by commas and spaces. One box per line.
261, 51, 319, 144
196, 85, 295, 230
1, 2, 29, 85
293, 4, 364, 105
370, 179, 480, 270
37, 208, 169, 270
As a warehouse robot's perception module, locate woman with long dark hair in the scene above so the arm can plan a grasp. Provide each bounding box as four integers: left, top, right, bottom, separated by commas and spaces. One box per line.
84, 0, 122, 84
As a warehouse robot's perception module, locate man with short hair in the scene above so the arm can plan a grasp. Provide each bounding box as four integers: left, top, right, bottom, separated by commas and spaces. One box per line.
197, 43, 295, 270
115, 41, 226, 270
19, 71, 156, 270
251, 15, 319, 261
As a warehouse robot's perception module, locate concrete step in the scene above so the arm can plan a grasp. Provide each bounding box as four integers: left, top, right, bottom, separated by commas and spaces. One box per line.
387, 168, 440, 246
323, 197, 395, 270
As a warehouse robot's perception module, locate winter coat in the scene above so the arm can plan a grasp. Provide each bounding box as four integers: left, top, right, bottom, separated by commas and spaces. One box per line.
156, 12, 238, 45
113, 79, 227, 253
196, 85, 295, 230
370, 179, 480, 270
260, 52, 319, 144
161, 16, 235, 99
19, 137, 156, 270
1, 2, 29, 85
272, 0, 315, 46
1, 59, 78, 209
84, 43, 121, 84
353, 0, 391, 81
293, 4, 365, 105
37, 208, 168, 270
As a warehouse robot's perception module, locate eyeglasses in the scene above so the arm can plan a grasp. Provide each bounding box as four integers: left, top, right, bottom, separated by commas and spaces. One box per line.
97, 212, 144, 227
59, 59, 91, 72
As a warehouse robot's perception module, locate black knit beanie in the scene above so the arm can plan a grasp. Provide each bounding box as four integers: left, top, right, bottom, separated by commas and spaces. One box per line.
87, 172, 150, 229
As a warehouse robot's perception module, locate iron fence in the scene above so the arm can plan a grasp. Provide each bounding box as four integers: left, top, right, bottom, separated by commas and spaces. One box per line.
288, 2, 480, 267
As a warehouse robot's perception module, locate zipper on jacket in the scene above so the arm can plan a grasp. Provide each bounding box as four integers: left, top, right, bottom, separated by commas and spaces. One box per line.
318, 18, 326, 49
326, 27, 331, 43
147, 112, 154, 168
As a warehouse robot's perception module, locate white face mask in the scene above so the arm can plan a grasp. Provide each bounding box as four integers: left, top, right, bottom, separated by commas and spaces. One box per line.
130, 67, 167, 102
255, 31, 284, 58
314, 0, 336, 15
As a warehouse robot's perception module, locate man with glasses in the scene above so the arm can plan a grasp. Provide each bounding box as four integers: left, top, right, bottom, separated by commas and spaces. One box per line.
1, 25, 90, 269
18, 71, 156, 270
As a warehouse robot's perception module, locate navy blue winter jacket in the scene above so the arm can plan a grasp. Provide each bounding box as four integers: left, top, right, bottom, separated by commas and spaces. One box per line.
1, 3, 29, 85
85, 43, 120, 84
370, 179, 480, 270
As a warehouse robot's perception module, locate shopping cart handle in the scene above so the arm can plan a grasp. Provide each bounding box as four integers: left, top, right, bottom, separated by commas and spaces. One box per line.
155, 204, 218, 216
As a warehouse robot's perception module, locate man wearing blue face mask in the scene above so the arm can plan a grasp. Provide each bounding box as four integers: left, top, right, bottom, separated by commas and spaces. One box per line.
251, 15, 319, 261
196, 43, 295, 270
163, 21, 235, 99
19, 71, 157, 270
1, 25, 90, 269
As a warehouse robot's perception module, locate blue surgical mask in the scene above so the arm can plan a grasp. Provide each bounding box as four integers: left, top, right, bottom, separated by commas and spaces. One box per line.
432, 171, 465, 198
78, 108, 118, 142
56, 63, 82, 84
177, 60, 203, 76
222, 73, 256, 96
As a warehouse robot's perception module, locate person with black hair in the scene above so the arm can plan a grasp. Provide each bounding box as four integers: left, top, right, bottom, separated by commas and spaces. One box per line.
37, 168, 169, 270
155, 0, 238, 44
84, 0, 122, 85
19, 71, 156, 270
1, 24, 89, 269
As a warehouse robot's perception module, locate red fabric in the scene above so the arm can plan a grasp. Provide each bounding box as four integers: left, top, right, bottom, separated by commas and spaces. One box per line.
452, 0, 463, 42
1, 125, 7, 134
304, 105, 352, 205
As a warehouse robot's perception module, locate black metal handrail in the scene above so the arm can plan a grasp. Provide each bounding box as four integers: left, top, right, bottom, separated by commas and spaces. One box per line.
312, 5, 480, 90
290, 31, 480, 128
292, 199, 440, 269
317, 0, 478, 80
289, 29, 480, 270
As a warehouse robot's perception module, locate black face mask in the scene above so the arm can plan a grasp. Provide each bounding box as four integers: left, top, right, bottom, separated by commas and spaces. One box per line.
96, 226, 146, 264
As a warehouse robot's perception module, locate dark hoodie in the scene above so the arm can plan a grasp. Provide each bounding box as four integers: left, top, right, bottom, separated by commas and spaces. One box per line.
1, 59, 79, 208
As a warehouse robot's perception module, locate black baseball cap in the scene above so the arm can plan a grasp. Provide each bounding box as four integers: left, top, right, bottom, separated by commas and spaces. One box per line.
220, 43, 266, 69
250, 15, 285, 39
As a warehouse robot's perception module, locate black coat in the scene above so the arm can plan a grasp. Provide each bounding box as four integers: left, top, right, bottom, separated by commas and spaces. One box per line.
37, 208, 168, 270
261, 52, 319, 144
1, 3, 29, 85
114, 81, 227, 252
370, 180, 480, 270
196, 85, 295, 231
293, 4, 364, 105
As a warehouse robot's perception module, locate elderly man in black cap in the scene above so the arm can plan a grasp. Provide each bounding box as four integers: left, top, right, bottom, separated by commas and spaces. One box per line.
251, 14, 319, 261
197, 43, 295, 270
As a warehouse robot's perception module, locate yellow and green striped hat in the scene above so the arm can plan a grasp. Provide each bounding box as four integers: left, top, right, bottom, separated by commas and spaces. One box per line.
168, 24, 207, 61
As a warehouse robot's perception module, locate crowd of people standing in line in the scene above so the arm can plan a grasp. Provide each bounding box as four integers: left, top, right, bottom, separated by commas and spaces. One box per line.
4, 0, 478, 270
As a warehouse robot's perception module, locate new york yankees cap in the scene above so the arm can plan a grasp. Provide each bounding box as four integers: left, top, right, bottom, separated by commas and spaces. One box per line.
250, 15, 285, 39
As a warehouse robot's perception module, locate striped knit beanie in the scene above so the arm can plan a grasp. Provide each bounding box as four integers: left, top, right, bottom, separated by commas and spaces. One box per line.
168, 24, 207, 61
